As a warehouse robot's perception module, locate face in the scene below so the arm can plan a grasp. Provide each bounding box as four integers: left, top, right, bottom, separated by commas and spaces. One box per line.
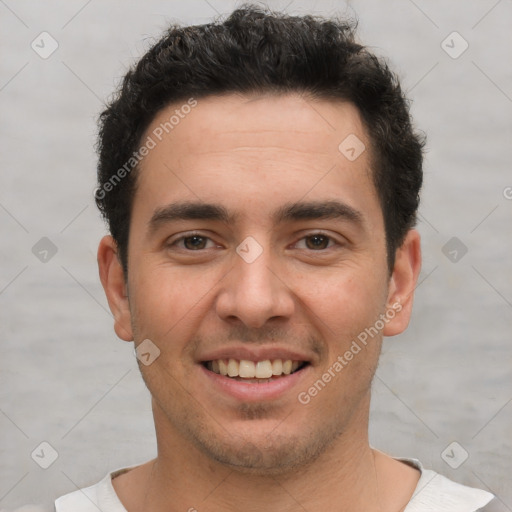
99, 93, 420, 474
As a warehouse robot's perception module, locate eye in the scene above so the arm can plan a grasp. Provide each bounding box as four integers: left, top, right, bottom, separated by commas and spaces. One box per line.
172, 234, 216, 251
295, 233, 337, 250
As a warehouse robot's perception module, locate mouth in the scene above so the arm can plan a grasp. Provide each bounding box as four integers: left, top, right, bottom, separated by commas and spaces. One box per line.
198, 348, 314, 402
202, 358, 310, 383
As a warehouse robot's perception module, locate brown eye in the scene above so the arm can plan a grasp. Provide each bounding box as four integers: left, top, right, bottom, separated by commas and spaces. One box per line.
183, 235, 208, 250
304, 234, 330, 250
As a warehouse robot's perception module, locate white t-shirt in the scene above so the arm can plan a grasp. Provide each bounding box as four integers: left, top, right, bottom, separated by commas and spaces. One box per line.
54, 458, 494, 511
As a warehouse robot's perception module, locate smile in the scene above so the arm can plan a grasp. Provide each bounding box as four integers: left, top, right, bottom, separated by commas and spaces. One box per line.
200, 357, 312, 401
203, 358, 309, 382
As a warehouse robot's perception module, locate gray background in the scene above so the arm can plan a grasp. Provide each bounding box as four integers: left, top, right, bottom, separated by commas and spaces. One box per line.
1, 0, 511, 510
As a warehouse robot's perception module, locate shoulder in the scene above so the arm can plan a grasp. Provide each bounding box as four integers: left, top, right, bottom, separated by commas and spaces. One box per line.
54, 480, 102, 511
397, 458, 495, 512
54, 467, 131, 512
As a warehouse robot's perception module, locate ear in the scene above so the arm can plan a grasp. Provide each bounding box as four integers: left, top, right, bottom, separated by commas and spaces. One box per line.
383, 229, 422, 337
97, 235, 133, 341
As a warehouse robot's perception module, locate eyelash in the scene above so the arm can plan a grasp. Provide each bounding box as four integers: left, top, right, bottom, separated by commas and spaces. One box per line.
168, 232, 340, 251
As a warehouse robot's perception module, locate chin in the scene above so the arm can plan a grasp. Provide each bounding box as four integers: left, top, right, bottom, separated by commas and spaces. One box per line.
190, 424, 335, 476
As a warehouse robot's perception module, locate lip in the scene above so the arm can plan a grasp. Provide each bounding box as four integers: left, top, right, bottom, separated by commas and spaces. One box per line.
197, 346, 315, 365
199, 362, 311, 402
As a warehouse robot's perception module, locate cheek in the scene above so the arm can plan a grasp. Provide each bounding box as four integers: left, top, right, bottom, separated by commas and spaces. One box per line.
296, 271, 385, 410
128, 265, 219, 343
300, 268, 387, 336
293, 267, 389, 391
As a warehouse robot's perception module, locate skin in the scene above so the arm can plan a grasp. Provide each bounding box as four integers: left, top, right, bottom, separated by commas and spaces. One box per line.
98, 92, 422, 511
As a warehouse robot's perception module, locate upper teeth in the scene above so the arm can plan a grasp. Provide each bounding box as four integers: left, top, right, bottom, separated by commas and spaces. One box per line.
209, 359, 301, 378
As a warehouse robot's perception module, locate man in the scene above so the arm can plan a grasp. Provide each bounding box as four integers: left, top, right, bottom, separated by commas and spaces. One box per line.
55, 4, 494, 511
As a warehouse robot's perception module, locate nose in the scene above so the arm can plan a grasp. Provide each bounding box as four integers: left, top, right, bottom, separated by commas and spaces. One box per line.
215, 244, 295, 329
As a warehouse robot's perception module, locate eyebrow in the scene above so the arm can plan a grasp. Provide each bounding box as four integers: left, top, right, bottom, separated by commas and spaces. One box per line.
148, 202, 236, 233
273, 200, 363, 225
148, 199, 363, 234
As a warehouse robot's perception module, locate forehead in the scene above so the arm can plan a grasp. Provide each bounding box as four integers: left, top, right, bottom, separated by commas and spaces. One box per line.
133, 93, 381, 231
147, 93, 368, 161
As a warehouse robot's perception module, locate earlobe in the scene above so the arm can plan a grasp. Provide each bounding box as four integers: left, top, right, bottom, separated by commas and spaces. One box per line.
97, 235, 134, 341
383, 229, 422, 337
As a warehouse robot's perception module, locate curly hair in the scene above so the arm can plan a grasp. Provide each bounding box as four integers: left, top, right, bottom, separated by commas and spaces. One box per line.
96, 4, 425, 274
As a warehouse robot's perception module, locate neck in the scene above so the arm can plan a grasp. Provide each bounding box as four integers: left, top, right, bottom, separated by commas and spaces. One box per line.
127, 395, 406, 512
